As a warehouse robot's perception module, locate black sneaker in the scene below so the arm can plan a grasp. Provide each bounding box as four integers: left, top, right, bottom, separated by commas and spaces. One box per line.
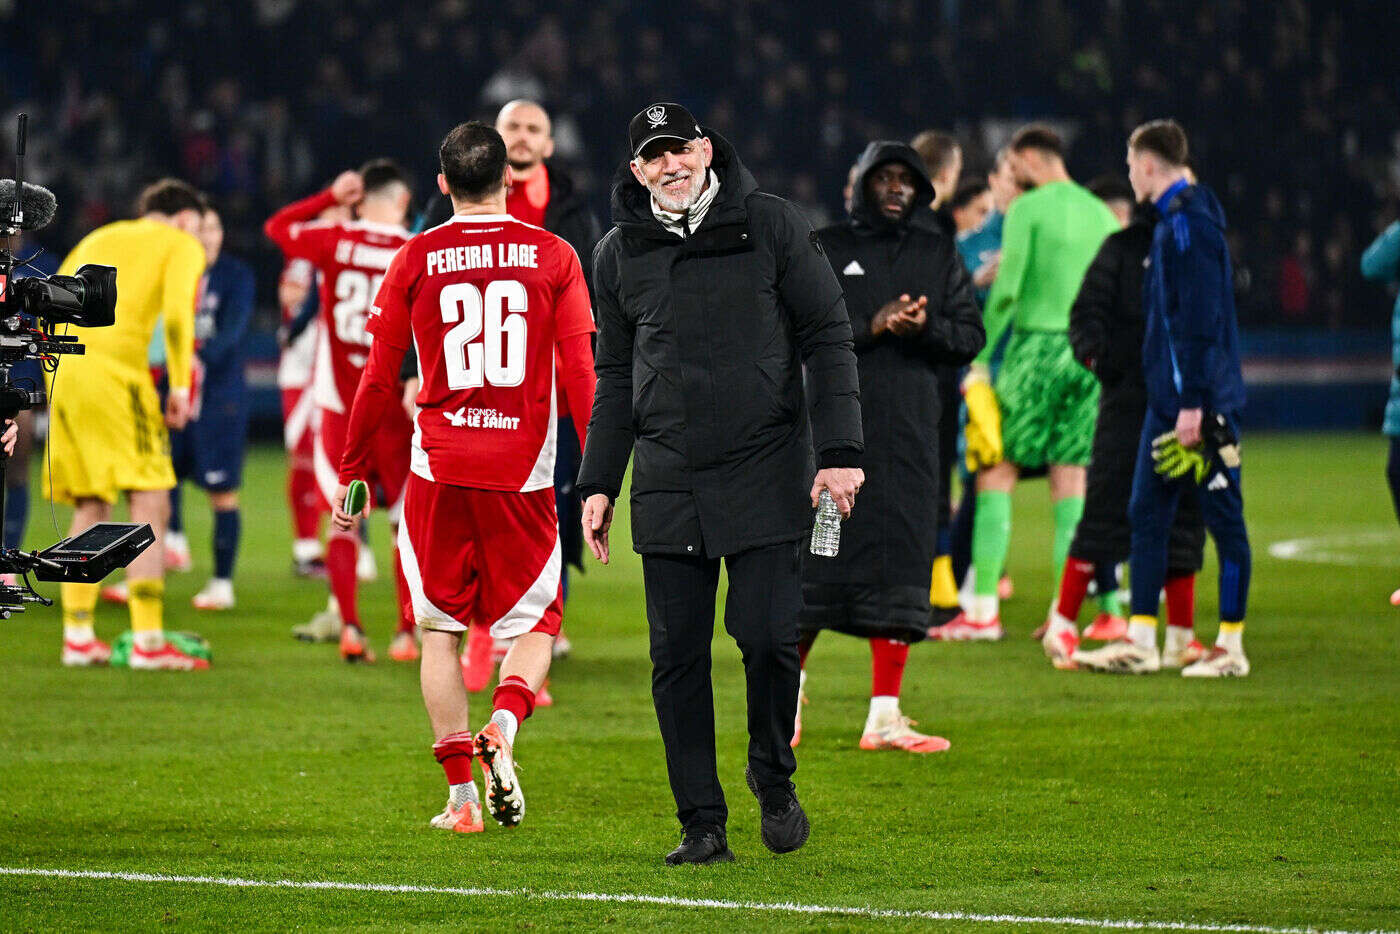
745, 766, 810, 854
664, 827, 734, 866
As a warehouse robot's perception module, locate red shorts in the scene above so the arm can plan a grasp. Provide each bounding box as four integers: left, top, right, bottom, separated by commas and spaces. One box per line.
396, 473, 562, 639
314, 406, 412, 517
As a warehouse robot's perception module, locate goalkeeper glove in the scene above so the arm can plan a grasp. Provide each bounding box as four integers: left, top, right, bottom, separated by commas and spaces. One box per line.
962, 364, 1003, 472
1151, 431, 1209, 484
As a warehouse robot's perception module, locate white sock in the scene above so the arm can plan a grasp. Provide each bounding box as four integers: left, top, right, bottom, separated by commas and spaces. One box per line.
1047, 611, 1076, 635
798, 668, 807, 696
167, 531, 188, 552
1164, 625, 1194, 652
293, 538, 322, 563
1127, 617, 1157, 650
865, 695, 899, 733
133, 629, 165, 651
965, 593, 998, 623
491, 709, 519, 746
64, 624, 95, 643
1216, 624, 1244, 654
448, 781, 479, 809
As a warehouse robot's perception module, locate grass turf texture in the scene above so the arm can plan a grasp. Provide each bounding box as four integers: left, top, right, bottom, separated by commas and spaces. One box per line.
1, 433, 1396, 932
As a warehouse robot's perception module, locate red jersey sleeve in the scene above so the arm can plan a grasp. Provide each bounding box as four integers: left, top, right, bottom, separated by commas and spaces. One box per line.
264, 189, 340, 264
366, 243, 415, 351
553, 243, 596, 341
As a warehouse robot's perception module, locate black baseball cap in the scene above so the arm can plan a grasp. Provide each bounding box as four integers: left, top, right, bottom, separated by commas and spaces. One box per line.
629, 102, 704, 159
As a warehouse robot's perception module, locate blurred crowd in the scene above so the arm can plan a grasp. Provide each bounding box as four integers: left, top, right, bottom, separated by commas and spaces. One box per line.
3, 0, 1398, 330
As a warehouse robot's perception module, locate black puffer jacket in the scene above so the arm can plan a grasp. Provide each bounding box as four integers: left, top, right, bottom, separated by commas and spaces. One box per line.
1069, 202, 1155, 393
807, 141, 984, 587
577, 132, 863, 557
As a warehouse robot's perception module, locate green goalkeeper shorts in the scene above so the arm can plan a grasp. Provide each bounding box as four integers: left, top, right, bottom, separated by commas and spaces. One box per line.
995, 330, 1099, 469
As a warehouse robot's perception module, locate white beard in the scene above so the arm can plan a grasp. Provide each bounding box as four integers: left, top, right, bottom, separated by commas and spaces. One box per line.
648, 170, 706, 213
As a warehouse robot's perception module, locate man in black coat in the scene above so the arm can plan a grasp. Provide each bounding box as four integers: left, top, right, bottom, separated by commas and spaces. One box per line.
796, 142, 984, 754
577, 103, 864, 866
1040, 182, 1206, 670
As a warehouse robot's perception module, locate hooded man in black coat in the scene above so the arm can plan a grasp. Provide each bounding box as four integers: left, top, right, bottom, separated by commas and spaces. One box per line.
577, 104, 864, 866
796, 142, 984, 754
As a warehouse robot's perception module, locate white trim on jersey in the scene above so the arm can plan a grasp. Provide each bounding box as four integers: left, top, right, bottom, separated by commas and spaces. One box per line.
520, 361, 558, 493
396, 510, 463, 632
311, 426, 340, 507
276, 317, 320, 390
489, 532, 561, 640
408, 331, 435, 483
344, 218, 411, 237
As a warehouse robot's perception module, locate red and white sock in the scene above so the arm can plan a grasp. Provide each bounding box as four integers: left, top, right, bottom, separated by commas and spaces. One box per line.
1055, 558, 1095, 622
432, 730, 479, 808
866, 639, 909, 730
491, 675, 535, 746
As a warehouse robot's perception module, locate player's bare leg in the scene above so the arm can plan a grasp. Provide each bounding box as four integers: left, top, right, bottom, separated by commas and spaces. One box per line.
60, 497, 113, 666
125, 488, 206, 670
421, 628, 482, 832
476, 630, 552, 827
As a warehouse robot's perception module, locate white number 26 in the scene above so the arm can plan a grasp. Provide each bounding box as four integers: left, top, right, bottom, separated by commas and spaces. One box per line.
438, 280, 527, 389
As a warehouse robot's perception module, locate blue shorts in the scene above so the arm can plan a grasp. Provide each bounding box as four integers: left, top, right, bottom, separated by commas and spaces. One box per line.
171, 410, 248, 493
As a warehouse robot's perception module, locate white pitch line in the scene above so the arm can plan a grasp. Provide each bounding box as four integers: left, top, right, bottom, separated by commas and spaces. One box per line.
1, 867, 1394, 934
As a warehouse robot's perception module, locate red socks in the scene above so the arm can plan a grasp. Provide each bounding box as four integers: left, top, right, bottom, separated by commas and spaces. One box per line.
1165, 572, 1196, 631
432, 730, 476, 785
392, 544, 414, 635
492, 675, 536, 724
326, 532, 359, 628
1055, 558, 1095, 621
290, 468, 321, 540
869, 638, 909, 697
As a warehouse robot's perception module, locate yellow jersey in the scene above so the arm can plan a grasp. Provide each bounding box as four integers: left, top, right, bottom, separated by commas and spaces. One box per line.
56, 217, 206, 389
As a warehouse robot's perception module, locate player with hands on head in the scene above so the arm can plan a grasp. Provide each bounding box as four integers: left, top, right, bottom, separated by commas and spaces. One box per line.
264, 160, 417, 663
334, 121, 596, 833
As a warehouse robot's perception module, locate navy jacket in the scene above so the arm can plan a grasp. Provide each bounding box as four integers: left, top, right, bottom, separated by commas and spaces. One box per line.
195, 253, 255, 416
1142, 181, 1245, 419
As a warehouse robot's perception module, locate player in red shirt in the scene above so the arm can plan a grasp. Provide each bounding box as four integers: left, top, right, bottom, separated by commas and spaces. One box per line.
265, 162, 418, 663
332, 122, 596, 833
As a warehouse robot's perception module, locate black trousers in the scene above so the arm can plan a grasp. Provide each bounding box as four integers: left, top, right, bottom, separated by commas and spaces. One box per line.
641, 539, 804, 833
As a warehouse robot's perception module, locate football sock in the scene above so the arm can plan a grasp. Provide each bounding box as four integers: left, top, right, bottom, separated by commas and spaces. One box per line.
1217, 621, 1244, 653
289, 468, 321, 540
392, 543, 415, 635
4, 483, 28, 550
865, 694, 900, 732
213, 509, 240, 580
432, 730, 477, 793
1051, 496, 1084, 586
450, 779, 480, 809
1165, 572, 1196, 631
61, 582, 99, 641
1097, 589, 1126, 619
1127, 614, 1157, 650
492, 675, 535, 745
869, 638, 909, 698
929, 554, 959, 608
128, 578, 165, 650
1093, 561, 1124, 617
970, 490, 1011, 604
1054, 558, 1095, 621
1164, 624, 1195, 654
325, 533, 360, 627
292, 538, 322, 563
168, 486, 184, 535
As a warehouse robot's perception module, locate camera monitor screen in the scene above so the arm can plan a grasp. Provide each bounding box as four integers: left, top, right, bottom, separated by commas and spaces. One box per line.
51, 523, 141, 554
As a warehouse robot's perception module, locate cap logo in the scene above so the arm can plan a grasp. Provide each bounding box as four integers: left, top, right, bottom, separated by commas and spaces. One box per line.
646, 106, 667, 128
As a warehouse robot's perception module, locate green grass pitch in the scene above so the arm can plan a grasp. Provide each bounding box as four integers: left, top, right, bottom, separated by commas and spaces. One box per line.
1, 433, 1396, 931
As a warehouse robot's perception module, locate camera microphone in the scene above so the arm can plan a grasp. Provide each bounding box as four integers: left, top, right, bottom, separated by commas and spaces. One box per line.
0, 180, 56, 231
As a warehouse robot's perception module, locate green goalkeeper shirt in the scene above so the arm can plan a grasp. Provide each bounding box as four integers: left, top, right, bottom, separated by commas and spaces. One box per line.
976, 179, 1119, 365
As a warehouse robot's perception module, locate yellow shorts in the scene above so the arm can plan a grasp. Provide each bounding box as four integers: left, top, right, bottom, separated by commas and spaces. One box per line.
43, 358, 174, 504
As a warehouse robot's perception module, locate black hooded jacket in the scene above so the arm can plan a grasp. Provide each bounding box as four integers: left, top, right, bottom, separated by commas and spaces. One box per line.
807, 141, 985, 587
1068, 201, 1155, 397
576, 131, 863, 557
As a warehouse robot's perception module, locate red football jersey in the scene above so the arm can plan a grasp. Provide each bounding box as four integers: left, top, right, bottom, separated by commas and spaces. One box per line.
278, 218, 411, 412
367, 214, 595, 492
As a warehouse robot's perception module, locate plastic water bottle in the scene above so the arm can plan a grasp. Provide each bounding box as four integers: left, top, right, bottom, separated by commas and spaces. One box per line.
810, 489, 841, 557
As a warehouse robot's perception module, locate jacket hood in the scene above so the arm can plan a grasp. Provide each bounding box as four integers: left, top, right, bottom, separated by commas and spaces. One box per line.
609, 129, 758, 236
1164, 182, 1226, 232
848, 141, 935, 232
